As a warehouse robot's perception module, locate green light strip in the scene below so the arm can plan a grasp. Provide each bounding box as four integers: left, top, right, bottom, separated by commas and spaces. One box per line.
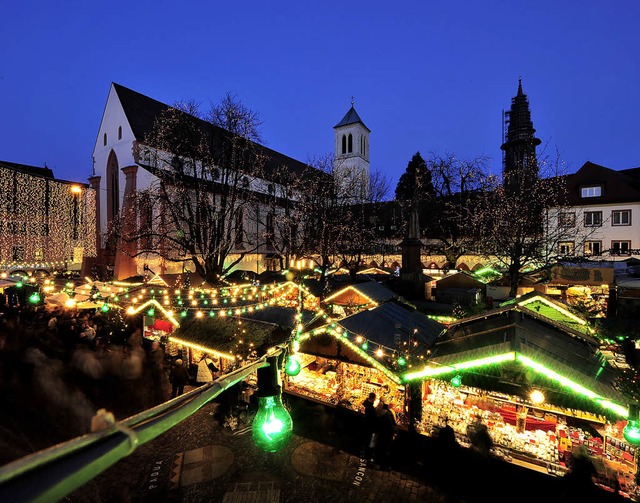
518, 296, 586, 326
516, 355, 628, 417
404, 352, 516, 380
404, 352, 629, 418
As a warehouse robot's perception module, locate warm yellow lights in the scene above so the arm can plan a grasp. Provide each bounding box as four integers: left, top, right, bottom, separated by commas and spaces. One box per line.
70, 185, 82, 194
196, 311, 203, 318
168, 336, 235, 361
376, 349, 384, 357
530, 389, 545, 405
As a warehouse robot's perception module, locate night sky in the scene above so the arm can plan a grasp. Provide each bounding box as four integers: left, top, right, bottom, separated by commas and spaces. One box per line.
1, 1, 638, 190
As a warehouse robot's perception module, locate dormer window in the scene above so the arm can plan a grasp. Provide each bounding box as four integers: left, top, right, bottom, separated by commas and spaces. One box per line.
581, 185, 602, 198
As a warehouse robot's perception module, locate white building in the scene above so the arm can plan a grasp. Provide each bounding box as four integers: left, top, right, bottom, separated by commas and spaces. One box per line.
333, 103, 370, 202
91, 83, 323, 280
547, 161, 640, 259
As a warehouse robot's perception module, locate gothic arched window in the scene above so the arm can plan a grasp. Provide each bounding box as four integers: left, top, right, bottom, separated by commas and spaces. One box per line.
103, 133, 107, 146
106, 150, 119, 247
118, 126, 122, 140
348, 134, 353, 153
341, 135, 346, 154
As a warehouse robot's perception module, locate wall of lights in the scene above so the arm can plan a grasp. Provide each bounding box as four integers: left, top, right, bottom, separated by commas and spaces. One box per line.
0, 166, 96, 268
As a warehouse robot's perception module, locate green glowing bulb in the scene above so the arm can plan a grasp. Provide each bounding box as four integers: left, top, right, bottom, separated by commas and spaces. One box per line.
252, 394, 293, 452
29, 292, 40, 304
362, 342, 368, 350
285, 356, 301, 376
397, 356, 407, 366
180, 310, 187, 318
101, 303, 109, 313
451, 375, 462, 388
16, 282, 23, 288
147, 308, 155, 317
624, 420, 640, 445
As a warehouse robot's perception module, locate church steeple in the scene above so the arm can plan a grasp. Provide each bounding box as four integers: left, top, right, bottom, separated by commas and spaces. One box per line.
334, 101, 370, 201
501, 79, 541, 193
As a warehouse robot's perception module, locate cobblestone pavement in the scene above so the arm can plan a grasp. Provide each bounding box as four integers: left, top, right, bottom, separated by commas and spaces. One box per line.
67, 401, 449, 503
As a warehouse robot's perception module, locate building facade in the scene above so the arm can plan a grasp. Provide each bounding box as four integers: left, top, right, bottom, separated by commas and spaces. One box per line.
547, 161, 640, 260
92, 83, 322, 280
0, 160, 96, 273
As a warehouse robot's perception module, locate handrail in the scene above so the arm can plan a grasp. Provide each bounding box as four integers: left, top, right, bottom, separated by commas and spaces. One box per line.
0, 351, 280, 503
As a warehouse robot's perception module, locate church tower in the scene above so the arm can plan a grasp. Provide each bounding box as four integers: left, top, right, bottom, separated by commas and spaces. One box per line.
334, 101, 370, 201
501, 79, 541, 194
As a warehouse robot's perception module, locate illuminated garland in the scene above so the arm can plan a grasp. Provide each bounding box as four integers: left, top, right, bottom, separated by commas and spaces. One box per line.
403, 351, 629, 418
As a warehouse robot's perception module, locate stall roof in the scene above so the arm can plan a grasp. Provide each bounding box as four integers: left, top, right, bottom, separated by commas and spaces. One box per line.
337, 301, 444, 349
239, 306, 315, 329
171, 316, 286, 360
410, 295, 631, 416
324, 281, 397, 306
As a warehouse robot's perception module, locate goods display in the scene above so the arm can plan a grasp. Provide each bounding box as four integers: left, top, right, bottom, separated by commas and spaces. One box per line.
418, 379, 639, 498
285, 352, 407, 425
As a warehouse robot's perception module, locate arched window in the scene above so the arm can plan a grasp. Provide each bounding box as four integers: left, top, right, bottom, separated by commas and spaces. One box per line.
118, 126, 122, 140
348, 134, 353, 153
235, 208, 244, 248
103, 133, 107, 146
341, 135, 346, 154
106, 150, 119, 247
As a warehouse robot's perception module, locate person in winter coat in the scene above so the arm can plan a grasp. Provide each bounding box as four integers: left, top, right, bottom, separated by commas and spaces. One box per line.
170, 359, 190, 398
196, 355, 218, 385
376, 403, 397, 471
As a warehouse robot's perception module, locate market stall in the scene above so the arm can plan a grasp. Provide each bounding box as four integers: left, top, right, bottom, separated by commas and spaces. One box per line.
285, 301, 444, 427
404, 292, 640, 498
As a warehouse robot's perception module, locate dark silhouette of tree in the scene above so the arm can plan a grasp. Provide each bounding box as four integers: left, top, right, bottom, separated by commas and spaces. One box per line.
395, 152, 434, 202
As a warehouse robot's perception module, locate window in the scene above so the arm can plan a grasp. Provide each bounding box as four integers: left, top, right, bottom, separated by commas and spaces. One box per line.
103, 133, 107, 146
581, 186, 602, 198
584, 241, 602, 256
235, 209, 244, 248
242, 177, 249, 188
12, 246, 24, 261
266, 212, 274, 247
341, 135, 346, 154
558, 241, 574, 255
612, 210, 631, 226
558, 212, 575, 228
35, 249, 44, 260
584, 211, 602, 227
267, 184, 275, 195
612, 241, 631, 255
348, 134, 353, 153
118, 126, 122, 140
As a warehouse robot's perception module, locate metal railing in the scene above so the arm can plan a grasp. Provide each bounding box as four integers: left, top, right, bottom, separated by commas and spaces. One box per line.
0, 351, 280, 503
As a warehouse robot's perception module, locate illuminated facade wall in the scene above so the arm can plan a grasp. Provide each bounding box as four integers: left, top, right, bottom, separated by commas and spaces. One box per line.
0, 164, 96, 269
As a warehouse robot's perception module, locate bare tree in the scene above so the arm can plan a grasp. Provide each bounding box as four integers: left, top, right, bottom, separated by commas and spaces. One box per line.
424, 153, 494, 267
124, 93, 268, 284
473, 153, 581, 297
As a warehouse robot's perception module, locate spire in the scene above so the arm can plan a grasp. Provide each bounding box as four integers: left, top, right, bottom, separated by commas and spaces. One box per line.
501, 79, 540, 147
501, 79, 541, 192
334, 104, 370, 131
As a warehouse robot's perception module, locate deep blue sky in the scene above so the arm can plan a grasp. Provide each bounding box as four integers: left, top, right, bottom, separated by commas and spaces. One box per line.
1, 1, 638, 192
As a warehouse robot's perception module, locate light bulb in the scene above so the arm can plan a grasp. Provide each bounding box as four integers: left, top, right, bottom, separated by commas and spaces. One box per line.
101, 303, 109, 313
252, 394, 293, 452
285, 356, 301, 376
624, 420, 640, 445
451, 375, 462, 388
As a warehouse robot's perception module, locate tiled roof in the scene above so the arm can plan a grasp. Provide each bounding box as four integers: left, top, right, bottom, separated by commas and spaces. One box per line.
564, 161, 640, 205
113, 83, 323, 182
0, 160, 54, 179
337, 301, 444, 350
333, 106, 370, 131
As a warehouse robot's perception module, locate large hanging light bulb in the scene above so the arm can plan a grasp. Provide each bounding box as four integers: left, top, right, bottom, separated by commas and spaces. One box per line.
252, 356, 293, 452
